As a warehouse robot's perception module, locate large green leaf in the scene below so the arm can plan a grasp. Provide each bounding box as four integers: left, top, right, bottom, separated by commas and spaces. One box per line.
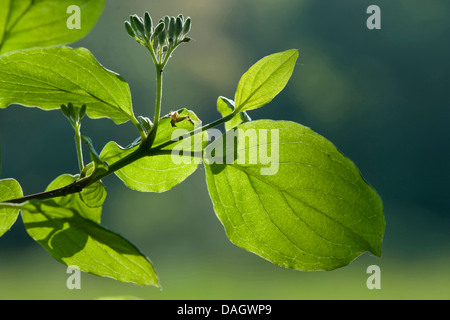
100, 109, 208, 193
0, 46, 135, 124
0, 178, 22, 237
0, 0, 105, 55
204, 120, 385, 271
234, 49, 298, 113
21, 174, 159, 287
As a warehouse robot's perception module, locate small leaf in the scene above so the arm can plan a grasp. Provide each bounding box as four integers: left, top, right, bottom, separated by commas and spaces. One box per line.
0, 46, 136, 124
21, 174, 159, 287
217, 96, 251, 131
164, 16, 170, 29
175, 16, 183, 39
0, 0, 105, 55
81, 135, 108, 175
138, 116, 153, 133
204, 120, 385, 271
158, 28, 167, 46
130, 15, 144, 35
125, 21, 136, 38
80, 183, 107, 213
168, 16, 176, 41
144, 11, 152, 38
43, 174, 103, 223
0, 178, 23, 237
60, 104, 71, 120
183, 17, 192, 36
100, 109, 208, 193
217, 96, 235, 116
79, 104, 87, 120
153, 22, 165, 38
234, 49, 298, 113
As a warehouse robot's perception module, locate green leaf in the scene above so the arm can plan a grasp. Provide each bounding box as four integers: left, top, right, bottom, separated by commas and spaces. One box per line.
100, 109, 208, 193
21, 174, 159, 287
204, 120, 385, 271
0, 46, 135, 124
0, 178, 22, 237
234, 49, 298, 113
42, 174, 105, 223
217, 96, 251, 131
0, 0, 105, 55
0, 138, 2, 177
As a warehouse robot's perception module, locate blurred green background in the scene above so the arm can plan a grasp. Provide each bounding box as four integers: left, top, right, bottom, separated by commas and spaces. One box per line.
0, 0, 449, 299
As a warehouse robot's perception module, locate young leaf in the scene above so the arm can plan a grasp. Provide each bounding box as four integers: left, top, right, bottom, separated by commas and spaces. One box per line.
38, 174, 104, 223
0, 178, 23, 237
100, 109, 208, 193
168, 16, 176, 41
144, 11, 152, 38
183, 17, 191, 36
130, 15, 145, 36
175, 16, 183, 39
125, 21, 136, 38
204, 120, 385, 271
138, 116, 153, 133
21, 174, 159, 287
0, 0, 105, 55
153, 22, 165, 38
234, 49, 298, 113
217, 96, 251, 131
0, 46, 136, 124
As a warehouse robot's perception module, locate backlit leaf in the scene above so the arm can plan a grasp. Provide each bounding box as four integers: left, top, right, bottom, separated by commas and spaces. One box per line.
0, 46, 136, 124
0, 0, 105, 55
204, 120, 385, 271
21, 174, 159, 286
216, 96, 251, 131
234, 49, 298, 113
0, 178, 22, 237
100, 109, 208, 193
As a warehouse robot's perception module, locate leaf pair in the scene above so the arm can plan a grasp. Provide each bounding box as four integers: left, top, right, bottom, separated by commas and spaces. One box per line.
206, 49, 385, 270
0, 176, 159, 287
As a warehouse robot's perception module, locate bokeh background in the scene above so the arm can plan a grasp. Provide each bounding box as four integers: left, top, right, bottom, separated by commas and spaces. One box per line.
0, 0, 449, 299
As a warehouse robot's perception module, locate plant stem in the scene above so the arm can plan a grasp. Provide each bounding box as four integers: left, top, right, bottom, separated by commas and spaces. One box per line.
4, 146, 146, 204
153, 67, 163, 128
161, 45, 177, 69
74, 125, 84, 173
144, 65, 163, 150
3, 110, 238, 205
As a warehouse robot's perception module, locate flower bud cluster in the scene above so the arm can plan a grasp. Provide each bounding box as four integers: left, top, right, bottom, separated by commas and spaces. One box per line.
61, 103, 86, 128
125, 12, 191, 65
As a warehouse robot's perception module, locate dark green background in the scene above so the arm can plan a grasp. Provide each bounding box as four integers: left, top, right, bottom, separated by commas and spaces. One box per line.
0, 0, 449, 299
